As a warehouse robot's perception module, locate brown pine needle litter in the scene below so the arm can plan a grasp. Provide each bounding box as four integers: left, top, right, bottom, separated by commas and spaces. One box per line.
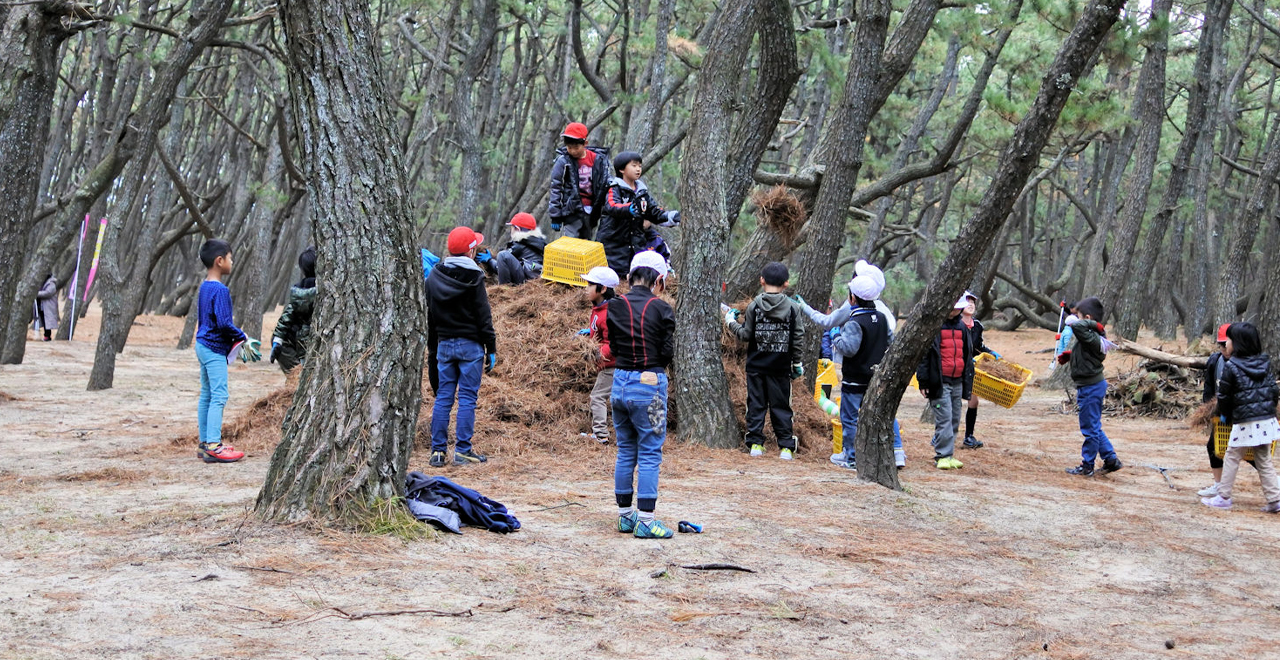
202, 283, 836, 463
981, 359, 1031, 385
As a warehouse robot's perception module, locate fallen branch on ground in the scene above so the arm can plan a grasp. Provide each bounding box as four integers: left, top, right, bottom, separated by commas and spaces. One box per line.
1110, 337, 1208, 369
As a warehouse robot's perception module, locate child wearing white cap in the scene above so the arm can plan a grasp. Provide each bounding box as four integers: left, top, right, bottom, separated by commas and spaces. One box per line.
578, 266, 620, 443
606, 251, 677, 538
830, 274, 905, 470
915, 294, 976, 469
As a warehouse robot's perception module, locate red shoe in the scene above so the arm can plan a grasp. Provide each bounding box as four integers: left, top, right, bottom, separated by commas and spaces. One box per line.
198, 443, 245, 463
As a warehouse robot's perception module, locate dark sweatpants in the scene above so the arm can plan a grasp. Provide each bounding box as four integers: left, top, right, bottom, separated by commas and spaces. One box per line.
745, 372, 795, 450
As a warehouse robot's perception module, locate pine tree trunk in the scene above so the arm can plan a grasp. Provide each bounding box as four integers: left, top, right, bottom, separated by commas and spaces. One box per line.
671, 0, 762, 449
853, 0, 1125, 488
1097, 0, 1167, 322
256, 0, 427, 522
0, 1, 77, 355
1216, 113, 1280, 328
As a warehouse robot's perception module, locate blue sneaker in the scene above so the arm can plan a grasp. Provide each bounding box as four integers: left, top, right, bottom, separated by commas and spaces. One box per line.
634, 518, 674, 539
617, 510, 638, 533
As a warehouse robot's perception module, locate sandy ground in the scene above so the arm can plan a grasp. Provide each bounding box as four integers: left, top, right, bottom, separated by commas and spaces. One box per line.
2, 308, 1280, 659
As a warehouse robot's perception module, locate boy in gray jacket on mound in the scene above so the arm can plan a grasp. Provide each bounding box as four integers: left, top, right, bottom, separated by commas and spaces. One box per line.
724, 262, 805, 460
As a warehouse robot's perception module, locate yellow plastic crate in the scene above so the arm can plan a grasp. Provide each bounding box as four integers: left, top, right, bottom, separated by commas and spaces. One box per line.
541, 237, 608, 286
972, 353, 1032, 409
814, 358, 840, 404
832, 418, 844, 455
1212, 418, 1276, 462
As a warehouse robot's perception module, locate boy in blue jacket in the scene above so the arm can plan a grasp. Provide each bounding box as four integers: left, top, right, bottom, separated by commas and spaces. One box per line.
194, 239, 261, 463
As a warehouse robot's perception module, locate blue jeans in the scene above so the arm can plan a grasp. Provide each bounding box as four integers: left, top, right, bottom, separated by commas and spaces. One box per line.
1077, 380, 1116, 464
431, 338, 485, 454
839, 391, 902, 463
612, 369, 668, 511
196, 342, 229, 445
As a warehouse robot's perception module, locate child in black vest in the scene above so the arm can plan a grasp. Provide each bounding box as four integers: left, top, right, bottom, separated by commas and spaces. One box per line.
724, 262, 805, 459
917, 294, 974, 470
832, 274, 893, 470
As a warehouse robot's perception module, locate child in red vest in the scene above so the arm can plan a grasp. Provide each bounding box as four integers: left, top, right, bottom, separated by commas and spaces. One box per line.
579, 266, 619, 443
916, 295, 975, 470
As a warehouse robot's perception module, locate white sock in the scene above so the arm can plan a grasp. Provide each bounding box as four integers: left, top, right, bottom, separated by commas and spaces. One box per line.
638, 510, 655, 523
619, 507, 634, 517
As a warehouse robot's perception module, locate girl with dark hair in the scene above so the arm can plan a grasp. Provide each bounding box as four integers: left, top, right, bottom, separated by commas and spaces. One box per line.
270, 246, 317, 373
1203, 322, 1280, 512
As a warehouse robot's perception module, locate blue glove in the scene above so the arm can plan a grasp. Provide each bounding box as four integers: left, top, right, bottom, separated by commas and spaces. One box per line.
575, 328, 590, 336
1220, 415, 1227, 424
550, 222, 561, 231
485, 353, 496, 374
790, 362, 804, 380
475, 248, 492, 263
724, 309, 738, 325
629, 199, 645, 217
989, 350, 1002, 359
793, 294, 807, 307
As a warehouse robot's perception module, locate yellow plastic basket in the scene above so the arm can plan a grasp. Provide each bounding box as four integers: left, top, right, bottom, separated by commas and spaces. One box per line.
972, 353, 1032, 409
540, 237, 608, 286
1212, 418, 1275, 461
814, 358, 841, 404
832, 418, 844, 455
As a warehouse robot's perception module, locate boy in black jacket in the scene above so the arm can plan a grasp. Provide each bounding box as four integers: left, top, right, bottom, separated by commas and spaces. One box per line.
917, 295, 975, 470
598, 151, 680, 278
607, 251, 676, 539
548, 122, 610, 239
495, 212, 546, 285
724, 262, 804, 460
270, 246, 316, 373
1057, 297, 1122, 476
426, 227, 497, 468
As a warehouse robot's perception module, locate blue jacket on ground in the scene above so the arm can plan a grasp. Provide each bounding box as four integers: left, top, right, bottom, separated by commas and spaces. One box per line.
405, 472, 521, 534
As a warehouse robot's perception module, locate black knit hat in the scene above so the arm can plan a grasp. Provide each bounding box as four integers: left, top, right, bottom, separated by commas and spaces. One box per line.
613, 151, 642, 174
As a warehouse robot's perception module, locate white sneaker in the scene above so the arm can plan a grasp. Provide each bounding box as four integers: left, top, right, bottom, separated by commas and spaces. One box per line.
829, 453, 854, 469
779, 448, 794, 460
894, 449, 906, 468
749, 444, 764, 457
1197, 483, 1220, 497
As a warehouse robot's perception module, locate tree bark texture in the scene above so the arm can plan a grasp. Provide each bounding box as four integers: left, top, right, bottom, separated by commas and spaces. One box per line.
0, 0, 79, 355
256, 0, 428, 522
1097, 0, 1168, 325
790, 0, 940, 343
671, 0, 761, 449
1216, 112, 1280, 328
852, 0, 1125, 488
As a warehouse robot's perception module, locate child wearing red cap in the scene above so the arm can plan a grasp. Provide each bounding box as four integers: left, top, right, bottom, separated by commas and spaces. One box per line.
549, 122, 611, 240
495, 212, 546, 285
1199, 323, 1251, 497
426, 226, 496, 468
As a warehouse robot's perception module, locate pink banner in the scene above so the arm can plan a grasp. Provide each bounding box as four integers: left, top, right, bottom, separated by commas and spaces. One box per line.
83, 217, 107, 302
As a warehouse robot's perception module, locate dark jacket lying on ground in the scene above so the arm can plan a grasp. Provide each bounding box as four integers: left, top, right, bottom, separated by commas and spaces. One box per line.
405, 472, 521, 534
